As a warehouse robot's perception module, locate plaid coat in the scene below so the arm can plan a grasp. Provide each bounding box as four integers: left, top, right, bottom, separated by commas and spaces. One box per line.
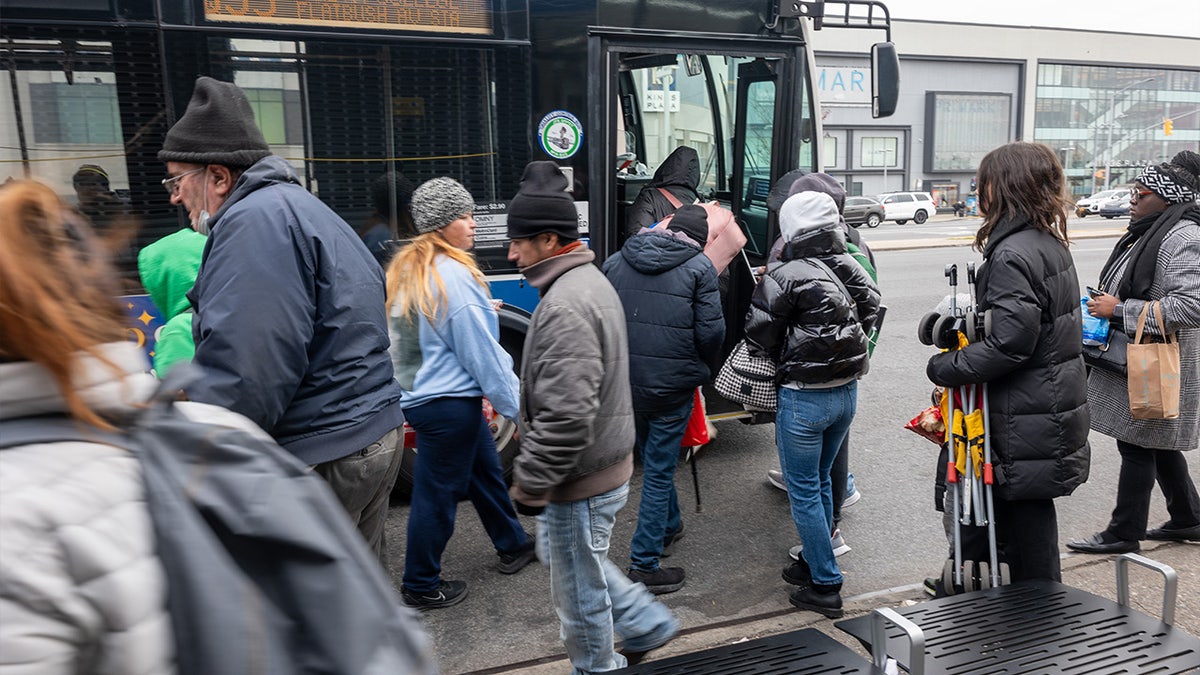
1088, 218, 1200, 451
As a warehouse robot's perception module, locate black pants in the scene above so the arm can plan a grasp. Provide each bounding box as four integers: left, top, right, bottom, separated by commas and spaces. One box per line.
958, 497, 1061, 583
1105, 440, 1200, 541
831, 434, 849, 524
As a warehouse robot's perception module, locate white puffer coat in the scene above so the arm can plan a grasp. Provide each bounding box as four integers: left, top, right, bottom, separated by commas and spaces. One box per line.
0, 343, 175, 675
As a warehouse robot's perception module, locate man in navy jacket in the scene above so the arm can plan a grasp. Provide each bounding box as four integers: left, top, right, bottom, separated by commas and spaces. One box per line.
158, 77, 404, 566
602, 204, 725, 593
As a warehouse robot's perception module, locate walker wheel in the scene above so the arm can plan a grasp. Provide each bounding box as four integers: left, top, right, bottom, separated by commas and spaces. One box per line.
982, 309, 993, 339
998, 562, 1012, 586
918, 311, 940, 346
964, 310, 979, 343
933, 314, 959, 350
963, 560, 978, 592
942, 559, 957, 597
978, 562, 991, 590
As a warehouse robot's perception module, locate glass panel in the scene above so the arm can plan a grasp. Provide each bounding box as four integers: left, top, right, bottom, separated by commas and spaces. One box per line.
860, 136, 897, 167
626, 54, 719, 196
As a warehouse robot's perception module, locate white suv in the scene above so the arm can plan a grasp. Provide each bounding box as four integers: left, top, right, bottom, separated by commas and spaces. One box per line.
878, 191, 935, 225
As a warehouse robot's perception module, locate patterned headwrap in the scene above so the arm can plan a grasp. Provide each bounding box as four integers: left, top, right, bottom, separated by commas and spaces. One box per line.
1136, 162, 1198, 204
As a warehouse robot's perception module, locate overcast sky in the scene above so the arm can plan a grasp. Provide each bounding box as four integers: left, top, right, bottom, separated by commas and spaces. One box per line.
880, 0, 1200, 39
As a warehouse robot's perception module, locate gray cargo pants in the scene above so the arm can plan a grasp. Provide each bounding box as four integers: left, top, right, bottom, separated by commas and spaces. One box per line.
313, 427, 403, 570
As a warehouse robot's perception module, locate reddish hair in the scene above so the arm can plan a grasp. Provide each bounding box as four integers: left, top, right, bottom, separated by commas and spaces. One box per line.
0, 180, 128, 429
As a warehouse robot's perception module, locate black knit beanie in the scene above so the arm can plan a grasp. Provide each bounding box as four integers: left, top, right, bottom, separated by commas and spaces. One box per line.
667, 204, 709, 246
158, 77, 271, 169
506, 161, 578, 241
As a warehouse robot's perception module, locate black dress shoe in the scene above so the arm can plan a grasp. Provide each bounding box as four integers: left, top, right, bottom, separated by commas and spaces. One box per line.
1066, 532, 1139, 554
1146, 522, 1200, 542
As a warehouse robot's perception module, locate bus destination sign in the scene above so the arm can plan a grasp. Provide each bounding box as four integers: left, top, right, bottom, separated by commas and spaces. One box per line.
204, 0, 492, 35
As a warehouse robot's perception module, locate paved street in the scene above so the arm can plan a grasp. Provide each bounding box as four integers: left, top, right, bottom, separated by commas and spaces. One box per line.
382, 229, 1199, 674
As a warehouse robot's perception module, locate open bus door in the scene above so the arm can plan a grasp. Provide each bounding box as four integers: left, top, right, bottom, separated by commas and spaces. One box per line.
588, 31, 810, 416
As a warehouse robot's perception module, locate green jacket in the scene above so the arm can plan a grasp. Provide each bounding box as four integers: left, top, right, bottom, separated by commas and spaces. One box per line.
137, 228, 206, 377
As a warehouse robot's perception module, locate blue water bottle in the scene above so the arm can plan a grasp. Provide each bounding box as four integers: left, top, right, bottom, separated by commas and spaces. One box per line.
1081, 296, 1109, 346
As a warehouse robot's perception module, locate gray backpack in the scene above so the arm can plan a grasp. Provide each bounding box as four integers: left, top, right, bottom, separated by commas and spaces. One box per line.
0, 368, 435, 675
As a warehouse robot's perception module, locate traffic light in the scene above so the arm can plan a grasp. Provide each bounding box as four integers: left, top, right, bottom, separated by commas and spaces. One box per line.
1164, 118, 1174, 136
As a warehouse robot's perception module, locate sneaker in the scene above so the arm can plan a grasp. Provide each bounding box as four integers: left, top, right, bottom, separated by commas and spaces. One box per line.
627, 566, 686, 595
497, 533, 537, 574
767, 469, 786, 491
789, 529, 852, 560
922, 577, 938, 597
661, 524, 685, 558
842, 487, 862, 508
619, 618, 680, 666
789, 583, 844, 618
401, 580, 468, 610
1145, 522, 1200, 542
782, 559, 812, 587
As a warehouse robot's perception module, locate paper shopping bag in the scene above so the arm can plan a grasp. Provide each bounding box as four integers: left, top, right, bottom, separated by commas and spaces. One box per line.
1127, 301, 1180, 420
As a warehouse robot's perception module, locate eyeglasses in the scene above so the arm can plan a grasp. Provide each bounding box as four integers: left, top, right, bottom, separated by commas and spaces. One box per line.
1129, 187, 1154, 200
161, 167, 205, 195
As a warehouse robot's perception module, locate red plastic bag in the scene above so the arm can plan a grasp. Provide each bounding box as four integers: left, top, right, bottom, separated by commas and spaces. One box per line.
681, 388, 710, 447
905, 405, 945, 445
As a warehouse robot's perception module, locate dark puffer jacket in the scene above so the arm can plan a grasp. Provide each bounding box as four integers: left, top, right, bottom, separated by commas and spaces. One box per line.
744, 225, 880, 385
602, 229, 725, 412
927, 218, 1090, 500
625, 146, 700, 236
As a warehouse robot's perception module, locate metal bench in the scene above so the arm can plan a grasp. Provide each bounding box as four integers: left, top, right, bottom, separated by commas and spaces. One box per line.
835, 553, 1200, 674
611, 627, 885, 674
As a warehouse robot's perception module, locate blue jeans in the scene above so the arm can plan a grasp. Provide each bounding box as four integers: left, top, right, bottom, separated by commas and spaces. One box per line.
403, 397, 527, 593
536, 483, 679, 674
629, 398, 692, 571
776, 383, 857, 586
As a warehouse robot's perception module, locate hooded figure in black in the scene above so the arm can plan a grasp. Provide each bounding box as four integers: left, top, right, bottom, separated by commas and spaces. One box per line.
625, 146, 701, 237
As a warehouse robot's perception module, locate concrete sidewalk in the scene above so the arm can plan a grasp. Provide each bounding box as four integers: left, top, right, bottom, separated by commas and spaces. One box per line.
869, 215, 1125, 252
494, 541, 1197, 674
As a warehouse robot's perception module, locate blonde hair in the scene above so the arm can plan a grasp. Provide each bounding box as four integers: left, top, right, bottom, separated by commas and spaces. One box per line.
0, 180, 127, 429
385, 231, 488, 323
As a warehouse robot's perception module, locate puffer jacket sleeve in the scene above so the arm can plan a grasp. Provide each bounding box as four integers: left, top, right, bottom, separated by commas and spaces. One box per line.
927, 250, 1040, 386
693, 262, 726, 374
830, 254, 881, 338
514, 304, 603, 495
744, 266, 791, 359
1, 445, 175, 675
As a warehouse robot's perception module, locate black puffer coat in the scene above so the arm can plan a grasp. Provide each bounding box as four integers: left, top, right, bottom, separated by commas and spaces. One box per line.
602, 229, 725, 412
625, 146, 700, 236
744, 225, 880, 385
927, 218, 1090, 500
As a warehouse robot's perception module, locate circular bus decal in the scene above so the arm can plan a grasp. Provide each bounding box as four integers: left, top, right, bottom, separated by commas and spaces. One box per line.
538, 111, 583, 159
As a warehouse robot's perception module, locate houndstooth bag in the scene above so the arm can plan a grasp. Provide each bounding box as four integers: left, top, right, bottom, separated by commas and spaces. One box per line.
714, 339, 777, 411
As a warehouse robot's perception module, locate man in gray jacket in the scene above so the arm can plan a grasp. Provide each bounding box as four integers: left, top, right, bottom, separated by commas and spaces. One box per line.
506, 161, 678, 671
158, 77, 404, 566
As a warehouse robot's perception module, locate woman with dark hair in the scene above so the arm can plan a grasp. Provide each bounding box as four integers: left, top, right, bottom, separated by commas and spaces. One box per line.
1068, 150, 1200, 553
926, 141, 1090, 582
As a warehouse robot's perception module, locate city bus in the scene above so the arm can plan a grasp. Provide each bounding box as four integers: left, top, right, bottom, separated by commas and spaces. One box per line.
0, 0, 899, 489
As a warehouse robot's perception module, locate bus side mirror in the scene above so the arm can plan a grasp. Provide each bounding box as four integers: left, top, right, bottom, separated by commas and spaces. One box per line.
871, 42, 899, 118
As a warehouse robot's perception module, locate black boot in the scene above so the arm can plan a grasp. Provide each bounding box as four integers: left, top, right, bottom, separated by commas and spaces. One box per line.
789, 582, 843, 618
782, 558, 812, 587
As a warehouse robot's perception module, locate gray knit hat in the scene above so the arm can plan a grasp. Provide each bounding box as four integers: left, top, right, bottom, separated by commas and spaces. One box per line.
411, 177, 475, 234
158, 77, 271, 169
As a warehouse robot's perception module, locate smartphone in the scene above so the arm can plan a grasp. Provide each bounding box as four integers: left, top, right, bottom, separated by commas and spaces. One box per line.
1086, 286, 1105, 299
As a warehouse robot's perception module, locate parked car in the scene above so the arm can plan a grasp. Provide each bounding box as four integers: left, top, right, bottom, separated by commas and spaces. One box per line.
843, 196, 885, 228
878, 191, 935, 224
1076, 188, 1127, 217
1098, 193, 1132, 219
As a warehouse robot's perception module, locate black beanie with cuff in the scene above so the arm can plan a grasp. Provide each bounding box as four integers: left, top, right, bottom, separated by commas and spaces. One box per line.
506, 161, 578, 241
666, 204, 709, 247
158, 77, 271, 169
